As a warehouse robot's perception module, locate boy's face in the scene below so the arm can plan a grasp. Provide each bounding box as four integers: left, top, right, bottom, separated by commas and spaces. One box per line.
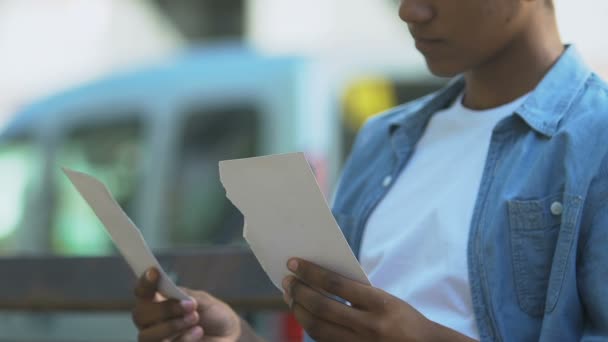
399, 0, 540, 77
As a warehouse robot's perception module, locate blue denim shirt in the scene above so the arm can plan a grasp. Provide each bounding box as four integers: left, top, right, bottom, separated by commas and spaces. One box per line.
331, 46, 608, 341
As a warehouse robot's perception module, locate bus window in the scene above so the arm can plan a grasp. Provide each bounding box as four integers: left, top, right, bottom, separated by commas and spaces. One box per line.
168, 106, 259, 247
0, 141, 39, 255
53, 118, 143, 255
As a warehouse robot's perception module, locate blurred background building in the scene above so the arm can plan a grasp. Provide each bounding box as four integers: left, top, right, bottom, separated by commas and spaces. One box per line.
0, 0, 606, 341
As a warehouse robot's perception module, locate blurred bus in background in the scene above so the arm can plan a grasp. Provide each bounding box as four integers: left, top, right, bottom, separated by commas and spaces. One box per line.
0, 44, 441, 341
0, 45, 341, 257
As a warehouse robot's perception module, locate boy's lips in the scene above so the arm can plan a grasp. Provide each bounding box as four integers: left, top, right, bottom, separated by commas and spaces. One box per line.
413, 36, 445, 53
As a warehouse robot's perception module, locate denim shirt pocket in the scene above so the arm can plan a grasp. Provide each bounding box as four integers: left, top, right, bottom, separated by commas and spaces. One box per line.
507, 192, 570, 316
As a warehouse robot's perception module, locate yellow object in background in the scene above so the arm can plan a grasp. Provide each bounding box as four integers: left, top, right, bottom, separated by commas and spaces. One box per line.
343, 78, 398, 131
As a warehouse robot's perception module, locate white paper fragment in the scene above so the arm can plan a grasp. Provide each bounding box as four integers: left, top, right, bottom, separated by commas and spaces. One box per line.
63, 168, 189, 301
219, 153, 370, 292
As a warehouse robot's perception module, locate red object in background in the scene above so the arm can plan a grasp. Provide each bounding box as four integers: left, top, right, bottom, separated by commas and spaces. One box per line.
281, 313, 304, 342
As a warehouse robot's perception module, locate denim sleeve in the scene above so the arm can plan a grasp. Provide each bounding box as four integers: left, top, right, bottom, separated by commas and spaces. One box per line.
579, 156, 608, 340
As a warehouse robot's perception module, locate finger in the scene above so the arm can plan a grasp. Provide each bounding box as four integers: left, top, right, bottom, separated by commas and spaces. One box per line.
174, 326, 204, 342
283, 276, 365, 329
137, 312, 200, 342
177, 288, 230, 337
287, 258, 378, 309
135, 268, 161, 300
181, 288, 215, 307
282, 288, 294, 310
133, 299, 197, 329
292, 302, 362, 342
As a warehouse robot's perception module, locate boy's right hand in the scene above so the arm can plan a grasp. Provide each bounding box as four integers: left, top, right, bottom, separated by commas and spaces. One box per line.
131, 268, 242, 342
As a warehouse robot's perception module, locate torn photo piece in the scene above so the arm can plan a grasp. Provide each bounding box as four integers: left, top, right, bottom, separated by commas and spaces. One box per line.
63, 168, 189, 301
219, 153, 370, 292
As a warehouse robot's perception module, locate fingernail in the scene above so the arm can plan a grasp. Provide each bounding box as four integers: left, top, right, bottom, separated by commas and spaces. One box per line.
288, 259, 299, 272
282, 277, 290, 291
186, 326, 203, 340
180, 300, 196, 312
183, 312, 198, 325
282, 291, 290, 304
283, 276, 296, 293
145, 269, 157, 281
282, 289, 294, 310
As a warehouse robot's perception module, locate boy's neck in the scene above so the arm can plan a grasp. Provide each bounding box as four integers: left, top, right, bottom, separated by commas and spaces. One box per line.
463, 18, 564, 110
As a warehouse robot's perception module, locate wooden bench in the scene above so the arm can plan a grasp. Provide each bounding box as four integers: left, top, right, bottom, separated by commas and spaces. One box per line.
0, 247, 283, 312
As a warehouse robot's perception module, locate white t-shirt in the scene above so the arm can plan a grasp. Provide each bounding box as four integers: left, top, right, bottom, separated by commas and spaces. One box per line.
360, 92, 529, 340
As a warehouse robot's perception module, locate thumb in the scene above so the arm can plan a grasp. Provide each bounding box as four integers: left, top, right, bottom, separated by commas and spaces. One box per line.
134, 267, 160, 300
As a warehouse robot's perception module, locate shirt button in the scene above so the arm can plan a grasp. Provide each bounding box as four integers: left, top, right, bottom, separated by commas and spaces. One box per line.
382, 175, 393, 187
551, 201, 564, 216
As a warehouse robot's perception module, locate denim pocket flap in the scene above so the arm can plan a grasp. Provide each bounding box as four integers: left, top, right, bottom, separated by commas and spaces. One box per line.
508, 193, 564, 231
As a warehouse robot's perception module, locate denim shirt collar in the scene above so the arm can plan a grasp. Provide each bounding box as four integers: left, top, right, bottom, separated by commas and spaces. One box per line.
387, 45, 592, 149
516, 46, 592, 136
